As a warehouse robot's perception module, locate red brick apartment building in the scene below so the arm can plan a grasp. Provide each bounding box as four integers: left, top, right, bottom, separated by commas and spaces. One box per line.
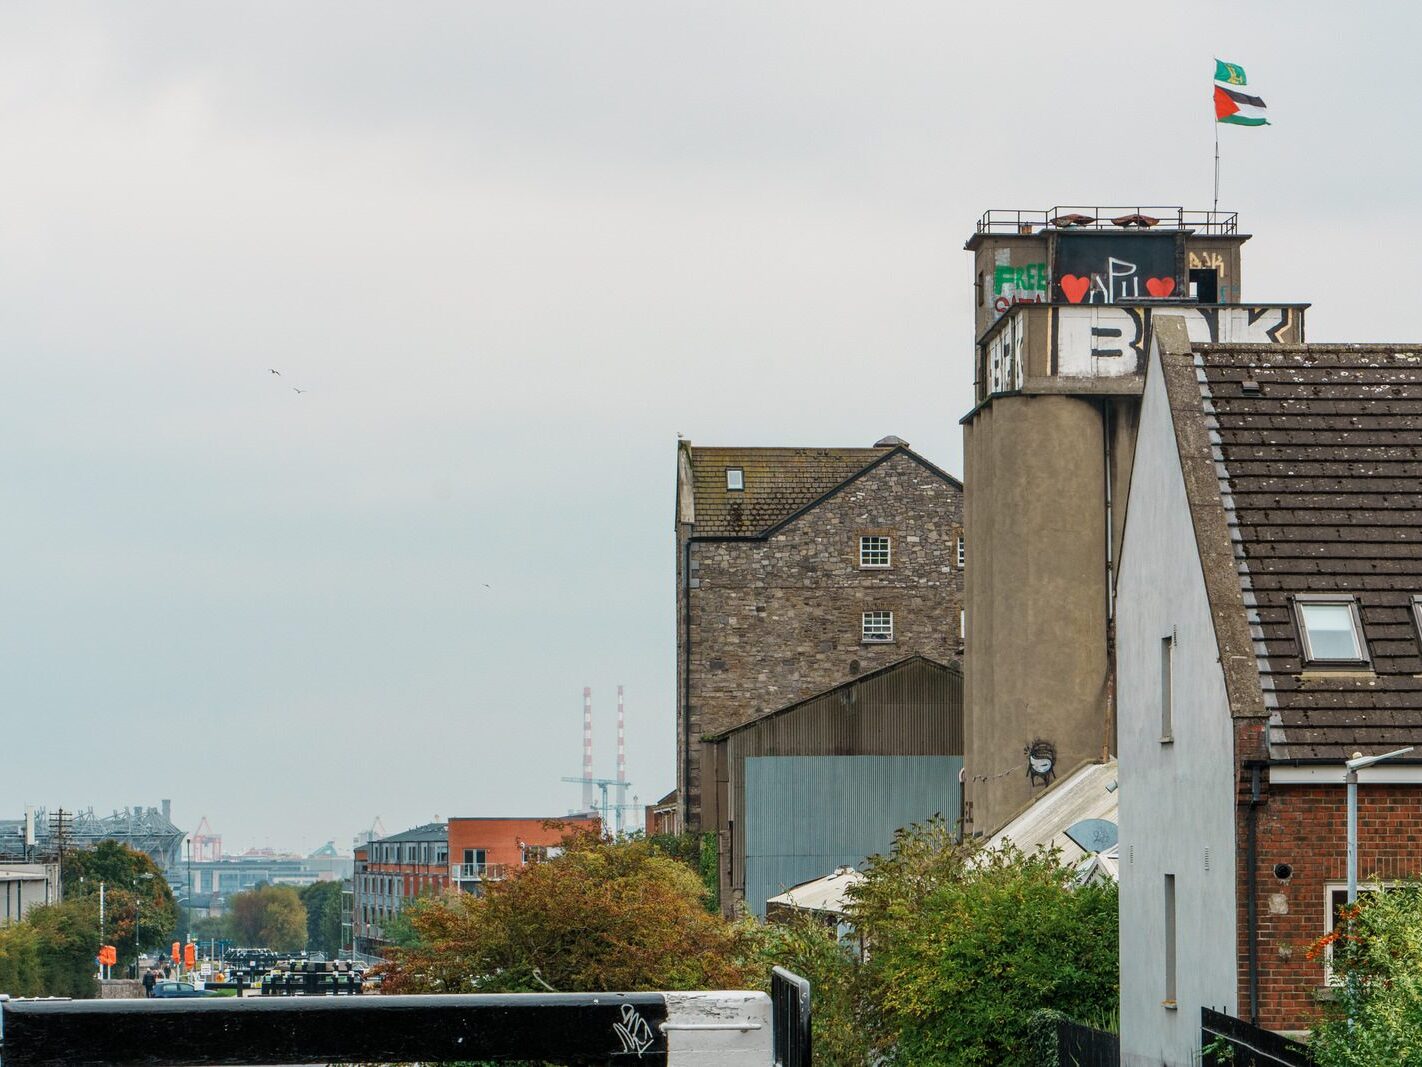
447, 816, 600, 894
353, 815, 599, 957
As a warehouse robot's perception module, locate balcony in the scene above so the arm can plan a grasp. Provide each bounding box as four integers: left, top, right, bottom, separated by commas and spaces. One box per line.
451, 862, 507, 882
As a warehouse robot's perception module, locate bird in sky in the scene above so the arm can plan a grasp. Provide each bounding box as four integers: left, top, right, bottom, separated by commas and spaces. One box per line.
269, 369, 281, 376
292, 387, 306, 395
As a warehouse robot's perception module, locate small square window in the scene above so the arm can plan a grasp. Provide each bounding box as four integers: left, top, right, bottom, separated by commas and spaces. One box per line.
1293, 596, 1369, 665
862, 611, 893, 642
860, 536, 890, 568
726, 468, 744, 491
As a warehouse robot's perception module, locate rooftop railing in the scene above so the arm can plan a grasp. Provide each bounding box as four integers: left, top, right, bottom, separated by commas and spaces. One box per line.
976, 207, 1239, 235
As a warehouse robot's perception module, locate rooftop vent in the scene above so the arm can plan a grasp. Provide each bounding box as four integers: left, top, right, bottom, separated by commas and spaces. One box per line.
874, 435, 909, 448
1241, 378, 1262, 395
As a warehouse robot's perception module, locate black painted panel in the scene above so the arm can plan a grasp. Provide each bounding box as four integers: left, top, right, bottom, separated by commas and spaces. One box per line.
1, 993, 670, 1066
1054, 233, 1181, 304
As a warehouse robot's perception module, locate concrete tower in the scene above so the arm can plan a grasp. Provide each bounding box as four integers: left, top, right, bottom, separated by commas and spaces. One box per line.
960, 206, 1306, 835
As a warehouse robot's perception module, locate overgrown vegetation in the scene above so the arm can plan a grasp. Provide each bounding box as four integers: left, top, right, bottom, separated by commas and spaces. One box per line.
374, 818, 1118, 1067
378, 828, 761, 994
850, 825, 1119, 1065
0, 841, 179, 996
0, 896, 101, 997
1308, 881, 1422, 1066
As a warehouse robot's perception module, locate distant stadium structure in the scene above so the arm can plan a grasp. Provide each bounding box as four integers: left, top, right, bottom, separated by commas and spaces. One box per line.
0, 801, 184, 869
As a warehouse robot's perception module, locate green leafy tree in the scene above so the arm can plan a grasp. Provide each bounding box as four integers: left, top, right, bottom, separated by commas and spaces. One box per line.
228, 884, 308, 952
847, 821, 1119, 1066
299, 880, 343, 957
0, 920, 45, 995
758, 913, 870, 1065
378, 830, 761, 994
1309, 882, 1422, 1066
63, 841, 178, 964
0, 897, 101, 998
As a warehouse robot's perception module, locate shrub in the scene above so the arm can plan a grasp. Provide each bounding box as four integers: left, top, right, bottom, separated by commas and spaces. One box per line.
849, 825, 1119, 1066
1309, 882, 1422, 1067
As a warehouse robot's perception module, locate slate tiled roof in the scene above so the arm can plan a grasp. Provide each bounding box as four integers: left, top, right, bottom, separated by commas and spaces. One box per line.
376, 822, 447, 844
1195, 344, 1422, 759
684, 443, 967, 537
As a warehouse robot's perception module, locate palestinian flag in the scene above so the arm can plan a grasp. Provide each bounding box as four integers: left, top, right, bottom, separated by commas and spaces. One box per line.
1215, 60, 1269, 126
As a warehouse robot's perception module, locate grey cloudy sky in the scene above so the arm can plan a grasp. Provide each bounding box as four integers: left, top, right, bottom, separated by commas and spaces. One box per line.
1, 2, 1413, 852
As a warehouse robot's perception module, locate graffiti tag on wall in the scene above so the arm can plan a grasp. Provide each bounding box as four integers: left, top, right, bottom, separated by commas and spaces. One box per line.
993, 262, 1048, 315
1054, 234, 1180, 305
1051, 305, 1301, 378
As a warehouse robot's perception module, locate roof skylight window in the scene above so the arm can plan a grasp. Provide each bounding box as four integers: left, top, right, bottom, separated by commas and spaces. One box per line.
726, 468, 744, 491
1293, 596, 1369, 666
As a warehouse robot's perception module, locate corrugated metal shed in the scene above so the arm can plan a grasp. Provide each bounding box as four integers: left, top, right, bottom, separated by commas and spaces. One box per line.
703, 655, 964, 915
743, 755, 961, 918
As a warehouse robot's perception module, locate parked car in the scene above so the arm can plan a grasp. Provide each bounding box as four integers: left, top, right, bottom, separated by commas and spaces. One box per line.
151, 981, 218, 999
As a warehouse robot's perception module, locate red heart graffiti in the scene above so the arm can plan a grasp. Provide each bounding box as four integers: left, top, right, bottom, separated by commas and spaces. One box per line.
1060, 275, 1090, 304
1145, 277, 1175, 298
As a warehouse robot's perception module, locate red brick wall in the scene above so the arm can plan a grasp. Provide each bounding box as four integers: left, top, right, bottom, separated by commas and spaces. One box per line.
448, 817, 600, 873
1237, 781, 1422, 1031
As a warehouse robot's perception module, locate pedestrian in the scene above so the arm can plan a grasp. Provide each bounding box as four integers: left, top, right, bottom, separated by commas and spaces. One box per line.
142, 969, 156, 997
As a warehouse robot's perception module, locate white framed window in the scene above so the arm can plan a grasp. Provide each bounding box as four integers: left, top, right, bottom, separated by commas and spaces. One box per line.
859, 536, 891, 568
726, 468, 744, 491
1322, 883, 1389, 984
957, 536, 966, 569
1411, 595, 1422, 643
862, 611, 894, 642
1293, 595, 1369, 666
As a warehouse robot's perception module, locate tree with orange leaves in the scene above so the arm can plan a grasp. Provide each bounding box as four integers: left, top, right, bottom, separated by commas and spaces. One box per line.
377, 828, 761, 995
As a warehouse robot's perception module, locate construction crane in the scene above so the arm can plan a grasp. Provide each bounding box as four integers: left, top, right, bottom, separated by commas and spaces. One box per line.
560, 777, 640, 838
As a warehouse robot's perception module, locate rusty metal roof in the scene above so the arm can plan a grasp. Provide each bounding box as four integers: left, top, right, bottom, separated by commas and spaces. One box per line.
1195, 344, 1422, 760
683, 443, 959, 538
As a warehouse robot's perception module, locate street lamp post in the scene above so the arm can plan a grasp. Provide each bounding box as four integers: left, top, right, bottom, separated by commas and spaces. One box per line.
1345, 746, 1415, 903
132, 872, 154, 981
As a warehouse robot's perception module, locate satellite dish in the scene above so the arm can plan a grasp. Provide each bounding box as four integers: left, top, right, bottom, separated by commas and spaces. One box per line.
1064, 819, 1118, 854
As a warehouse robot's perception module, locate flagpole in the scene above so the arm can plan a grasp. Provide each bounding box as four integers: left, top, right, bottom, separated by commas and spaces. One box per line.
1213, 120, 1220, 214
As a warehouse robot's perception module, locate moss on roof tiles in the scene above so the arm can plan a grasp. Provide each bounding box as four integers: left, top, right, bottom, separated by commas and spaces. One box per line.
686, 446, 895, 536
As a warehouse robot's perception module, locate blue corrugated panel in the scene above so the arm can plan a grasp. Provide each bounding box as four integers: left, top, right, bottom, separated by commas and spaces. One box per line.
743, 755, 961, 918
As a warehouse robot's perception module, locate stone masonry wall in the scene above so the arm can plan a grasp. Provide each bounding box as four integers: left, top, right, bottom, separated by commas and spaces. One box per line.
679, 452, 962, 829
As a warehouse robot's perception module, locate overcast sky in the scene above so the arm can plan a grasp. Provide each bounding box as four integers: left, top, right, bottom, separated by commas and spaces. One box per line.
2, 2, 1415, 853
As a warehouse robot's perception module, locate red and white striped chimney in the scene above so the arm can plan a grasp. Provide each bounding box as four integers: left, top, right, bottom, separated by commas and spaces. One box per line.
582, 686, 594, 813
616, 685, 628, 835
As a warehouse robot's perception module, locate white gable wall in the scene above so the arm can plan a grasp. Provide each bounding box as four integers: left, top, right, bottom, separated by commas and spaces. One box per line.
1117, 324, 1239, 1065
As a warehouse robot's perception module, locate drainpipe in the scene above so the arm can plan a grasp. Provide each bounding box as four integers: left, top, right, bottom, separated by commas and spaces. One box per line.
1102, 400, 1116, 761
682, 537, 694, 832
1247, 764, 1260, 1024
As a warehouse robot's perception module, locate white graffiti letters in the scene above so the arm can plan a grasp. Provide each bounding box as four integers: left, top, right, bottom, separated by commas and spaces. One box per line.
1106, 257, 1140, 302
614, 1003, 656, 1057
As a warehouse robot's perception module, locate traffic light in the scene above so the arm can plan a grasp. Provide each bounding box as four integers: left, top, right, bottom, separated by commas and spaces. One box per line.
171, 941, 181, 964
183, 942, 196, 968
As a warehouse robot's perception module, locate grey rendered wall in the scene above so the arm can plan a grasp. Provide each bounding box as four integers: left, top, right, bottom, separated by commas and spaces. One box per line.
742, 755, 961, 918
1116, 325, 1238, 1066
